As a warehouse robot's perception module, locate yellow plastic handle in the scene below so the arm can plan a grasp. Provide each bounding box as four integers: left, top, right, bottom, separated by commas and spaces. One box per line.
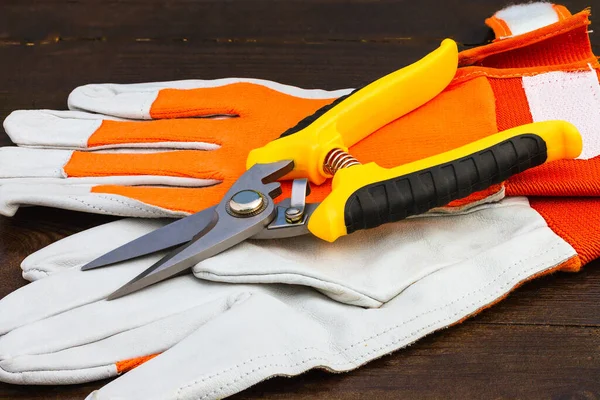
247, 39, 459, 184
308, 120, 582, 242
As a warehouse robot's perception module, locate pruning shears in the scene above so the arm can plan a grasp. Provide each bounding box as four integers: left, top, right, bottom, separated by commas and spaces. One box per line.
82, 39, 583, 300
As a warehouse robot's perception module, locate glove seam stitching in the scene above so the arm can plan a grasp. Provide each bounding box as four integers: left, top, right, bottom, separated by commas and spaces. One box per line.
195, 272, 380, 306
68, 195, 170, 216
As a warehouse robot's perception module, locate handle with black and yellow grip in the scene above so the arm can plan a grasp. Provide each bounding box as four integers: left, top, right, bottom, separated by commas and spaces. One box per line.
307, 121, 583, 242
247, 39, 459, 184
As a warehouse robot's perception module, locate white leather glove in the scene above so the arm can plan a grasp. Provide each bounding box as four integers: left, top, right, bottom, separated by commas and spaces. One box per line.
0, 197, 576, 399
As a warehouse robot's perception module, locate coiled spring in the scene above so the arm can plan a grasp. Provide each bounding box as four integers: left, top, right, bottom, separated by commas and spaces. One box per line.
323, 148, 361, 175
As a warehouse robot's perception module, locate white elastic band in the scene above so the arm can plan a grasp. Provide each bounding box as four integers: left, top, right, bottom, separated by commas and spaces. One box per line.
494, 2, 560, 39
523, 69, 600, 159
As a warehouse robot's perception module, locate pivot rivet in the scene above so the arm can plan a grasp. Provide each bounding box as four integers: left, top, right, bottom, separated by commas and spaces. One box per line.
228, 190, 265, 217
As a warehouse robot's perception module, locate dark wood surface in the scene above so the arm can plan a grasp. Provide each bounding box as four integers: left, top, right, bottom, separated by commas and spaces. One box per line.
2, 0, 600, 398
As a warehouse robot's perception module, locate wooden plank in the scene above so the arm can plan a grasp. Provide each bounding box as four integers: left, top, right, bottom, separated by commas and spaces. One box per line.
2, 0, 595, 44
0, 0, 563, 44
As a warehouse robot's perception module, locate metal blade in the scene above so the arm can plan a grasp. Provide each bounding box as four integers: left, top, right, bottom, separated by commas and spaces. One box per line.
81, 206, 218, 270
106, 160, 294, 300
107, 212, 268, 300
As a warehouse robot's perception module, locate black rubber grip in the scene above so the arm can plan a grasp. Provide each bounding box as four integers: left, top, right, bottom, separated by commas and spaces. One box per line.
344, 134, 548, 234
279, 88, 361, 138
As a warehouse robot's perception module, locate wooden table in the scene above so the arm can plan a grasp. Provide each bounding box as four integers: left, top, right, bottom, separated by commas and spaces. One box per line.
2, 0, 600, 398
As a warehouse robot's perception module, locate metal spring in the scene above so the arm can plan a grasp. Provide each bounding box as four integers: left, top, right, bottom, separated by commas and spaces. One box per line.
323, 148, 361, 175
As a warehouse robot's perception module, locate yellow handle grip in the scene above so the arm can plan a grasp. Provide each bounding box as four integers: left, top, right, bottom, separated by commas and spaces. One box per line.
307, 120, 582, 242
247, 39, 459, 184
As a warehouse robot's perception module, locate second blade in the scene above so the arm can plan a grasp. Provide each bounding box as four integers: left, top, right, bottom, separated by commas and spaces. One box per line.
81, 206, 218, 270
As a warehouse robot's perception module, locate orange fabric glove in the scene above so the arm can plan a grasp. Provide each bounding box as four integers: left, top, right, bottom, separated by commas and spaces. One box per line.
1, 81, 347, 217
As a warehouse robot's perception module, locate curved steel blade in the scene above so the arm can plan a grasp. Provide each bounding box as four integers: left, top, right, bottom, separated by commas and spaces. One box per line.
81, 206, 218, 270
107, 209, 271, 300
107, 160, 294, 300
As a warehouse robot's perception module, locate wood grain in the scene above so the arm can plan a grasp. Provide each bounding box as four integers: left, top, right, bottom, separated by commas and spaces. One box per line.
1, 0, 600, 398
0, 0, 543, 43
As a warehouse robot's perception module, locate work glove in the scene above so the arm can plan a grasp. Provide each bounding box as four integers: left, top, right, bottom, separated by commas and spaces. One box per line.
2, 3, 599, 218
2, 3, 600, 399
0, 81, 349, 217
0, 197, 580, 399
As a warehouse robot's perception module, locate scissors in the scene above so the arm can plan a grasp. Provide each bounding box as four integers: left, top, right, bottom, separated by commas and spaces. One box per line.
82, 39, 583, 300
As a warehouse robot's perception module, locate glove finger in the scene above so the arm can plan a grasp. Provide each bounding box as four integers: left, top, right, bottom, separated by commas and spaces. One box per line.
0, 146, 227, 216
0, 146, 245, 216
0, 276, 241, 385
21, 218, 169, 280
3, 110, 122, 150
86, 286, 332, 400
0, 183, 228, 217
0, 147, 72, 178
0, 233, 249, 351
5, 110, 249, 150
0, 147, 226, 184
68, 79, 347, 120
0, 252, 164, 334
